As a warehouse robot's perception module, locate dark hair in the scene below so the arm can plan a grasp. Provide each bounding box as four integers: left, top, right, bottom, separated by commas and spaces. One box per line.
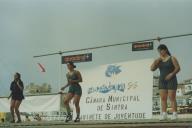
16, 72, 21, 79
157, 44, 171, 56
67, 61, 76, 68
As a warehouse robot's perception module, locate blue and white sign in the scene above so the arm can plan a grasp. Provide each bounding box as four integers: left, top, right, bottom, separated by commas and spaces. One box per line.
77, 59, 153, 120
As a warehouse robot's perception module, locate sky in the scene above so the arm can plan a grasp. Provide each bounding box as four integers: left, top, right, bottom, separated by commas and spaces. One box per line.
0, 0, 192, 96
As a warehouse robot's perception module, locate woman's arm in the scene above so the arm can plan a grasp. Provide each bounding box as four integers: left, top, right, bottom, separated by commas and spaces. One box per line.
8, 93, 12, 100
17, 80, 24, 91
171, 56, 181, 75
60, 74, 70, 91
165, 56, 180, 80
150, 58, 161, 71
60, 84, 69, 91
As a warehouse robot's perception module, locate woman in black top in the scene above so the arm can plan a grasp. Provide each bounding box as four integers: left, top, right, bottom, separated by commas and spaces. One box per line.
8, 72, 24, 123
151, 44, 180, 120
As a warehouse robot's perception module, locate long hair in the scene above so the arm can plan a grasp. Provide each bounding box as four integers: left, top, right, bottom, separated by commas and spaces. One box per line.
157, 44, 171, 56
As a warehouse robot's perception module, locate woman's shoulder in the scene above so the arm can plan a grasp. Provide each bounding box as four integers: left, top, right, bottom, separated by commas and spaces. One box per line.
11, 81, 15, 84
171, 56, 177, 59
170, 56, 177, 61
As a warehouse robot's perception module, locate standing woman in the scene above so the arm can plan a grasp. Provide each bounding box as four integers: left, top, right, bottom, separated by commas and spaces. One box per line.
60, 62, 82, 122
151, 44, 180, 120
8, 72, 24, 123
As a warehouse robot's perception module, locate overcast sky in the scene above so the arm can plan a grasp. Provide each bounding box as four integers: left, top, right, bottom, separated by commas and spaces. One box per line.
0, 0, 192, 96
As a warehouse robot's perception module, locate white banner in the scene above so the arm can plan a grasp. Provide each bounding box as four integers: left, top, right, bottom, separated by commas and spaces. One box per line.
77, 59, 153, 120
0, 94, 60, 112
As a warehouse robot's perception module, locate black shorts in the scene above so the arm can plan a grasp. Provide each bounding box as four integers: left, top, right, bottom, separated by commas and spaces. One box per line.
12, 95, 24, 101
68, 85, 82, 96
159, 78, 178, 90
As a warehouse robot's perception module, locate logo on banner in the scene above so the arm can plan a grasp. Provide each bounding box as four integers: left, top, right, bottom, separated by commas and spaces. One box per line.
87, 65, 125, 94
105, 65, 121, 77
87, 82, 125, 94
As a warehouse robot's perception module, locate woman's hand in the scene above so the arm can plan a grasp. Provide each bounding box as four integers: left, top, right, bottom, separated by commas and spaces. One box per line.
58, 91, 64, 94
17, 81, 19, 85
58, 87, 64, 94
60, 86, 66, 91
156, 57, 162, 63
165, 73, 174, 81
8, 94, 11, 100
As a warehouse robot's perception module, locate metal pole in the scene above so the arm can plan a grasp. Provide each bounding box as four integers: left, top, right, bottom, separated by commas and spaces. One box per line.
33, 33, 192, 58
